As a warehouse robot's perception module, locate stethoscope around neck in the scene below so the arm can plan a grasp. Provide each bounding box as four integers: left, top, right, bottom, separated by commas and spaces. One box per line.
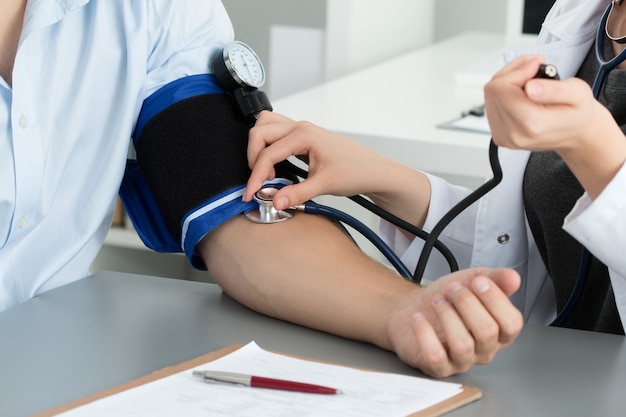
594, 0, 626, 96
244, 1, 626, 327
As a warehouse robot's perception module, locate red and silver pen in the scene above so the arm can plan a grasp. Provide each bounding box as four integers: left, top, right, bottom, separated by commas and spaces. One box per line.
192, 370, 342, 394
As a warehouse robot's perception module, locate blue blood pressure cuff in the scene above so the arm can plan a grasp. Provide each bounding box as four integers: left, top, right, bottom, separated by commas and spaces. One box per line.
120, 74, 293, 268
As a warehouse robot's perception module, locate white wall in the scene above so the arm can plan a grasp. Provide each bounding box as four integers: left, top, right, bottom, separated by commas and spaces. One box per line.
265, 0, 437, 99
325, 0, 435, 80
434, 0, 507, 41
221, 0, 507, 98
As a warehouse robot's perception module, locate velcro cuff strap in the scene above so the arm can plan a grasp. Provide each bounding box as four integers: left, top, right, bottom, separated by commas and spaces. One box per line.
129, 75, 297, 268
182, 178, 293, 269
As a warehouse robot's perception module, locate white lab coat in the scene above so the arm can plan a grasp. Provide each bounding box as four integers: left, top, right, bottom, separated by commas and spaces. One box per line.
382, 0, 626, 330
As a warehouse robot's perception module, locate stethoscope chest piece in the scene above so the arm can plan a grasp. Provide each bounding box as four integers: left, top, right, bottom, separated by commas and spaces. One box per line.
245, 186, 294, 224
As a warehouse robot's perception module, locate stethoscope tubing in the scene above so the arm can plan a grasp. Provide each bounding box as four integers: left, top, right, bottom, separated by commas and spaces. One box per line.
413, 140, 502, 282
300, 201, 414, 279
279, 160, 459, 281
593, 2, 626, 97
267, 4, 622, 326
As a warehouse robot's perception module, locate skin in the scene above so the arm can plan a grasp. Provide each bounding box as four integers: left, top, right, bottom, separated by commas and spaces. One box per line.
244, 112, 432, 229
0, 0, 26, 86
607, 0, 626, 62
484, 55, 626, 200
241, 2, 626, 374
234, 84, 531, 378
4, 0, 524, 377
198, 215, 523, 377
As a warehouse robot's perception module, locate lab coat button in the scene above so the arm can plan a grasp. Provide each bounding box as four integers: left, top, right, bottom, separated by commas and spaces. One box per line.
18, 115, 29, 129
497, 233, 510, 244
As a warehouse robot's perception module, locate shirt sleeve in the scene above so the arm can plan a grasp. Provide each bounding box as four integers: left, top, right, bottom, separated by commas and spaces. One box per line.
119, 0, 239, 266
143, 0, 235, 97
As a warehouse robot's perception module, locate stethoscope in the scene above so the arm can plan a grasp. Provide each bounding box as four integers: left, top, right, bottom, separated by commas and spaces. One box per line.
245, 148, 494, 283
236, 3, 626, 326
246, 182, 419, 279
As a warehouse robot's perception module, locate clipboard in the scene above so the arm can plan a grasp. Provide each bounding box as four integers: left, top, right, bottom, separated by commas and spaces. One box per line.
437, 114, 491, 135
33, 344, 482, 417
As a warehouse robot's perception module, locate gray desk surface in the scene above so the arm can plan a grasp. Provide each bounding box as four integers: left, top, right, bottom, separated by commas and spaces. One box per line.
1, 272, 625, 417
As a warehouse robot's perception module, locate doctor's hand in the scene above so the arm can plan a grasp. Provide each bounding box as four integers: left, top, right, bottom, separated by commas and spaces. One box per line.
385, 267, 523, 377
484, 55, 626, 198
244, 111, 400, 210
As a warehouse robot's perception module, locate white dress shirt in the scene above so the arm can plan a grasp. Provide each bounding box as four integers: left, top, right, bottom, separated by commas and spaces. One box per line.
0, 0, 233, 311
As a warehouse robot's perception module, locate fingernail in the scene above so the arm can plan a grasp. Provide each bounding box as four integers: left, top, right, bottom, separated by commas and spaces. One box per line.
276, 197, 289, 210
447, 282, 463, 294
473, 277, 491, 294
432, 295, 447, 306
525, 81, 543, 98
413, 312, 426, 322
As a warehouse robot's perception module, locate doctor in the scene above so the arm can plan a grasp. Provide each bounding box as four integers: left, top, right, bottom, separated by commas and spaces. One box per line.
244, 0, 626, 334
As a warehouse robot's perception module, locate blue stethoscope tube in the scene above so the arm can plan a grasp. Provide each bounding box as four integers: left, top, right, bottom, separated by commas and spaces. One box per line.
276, 160, 459, 280
274, 144, 499, 283
300, 201, 415, 279
593, 1, 626, 97
245, 181, 415, 278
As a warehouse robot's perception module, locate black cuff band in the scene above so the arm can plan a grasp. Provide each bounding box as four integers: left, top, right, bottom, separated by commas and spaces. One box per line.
136, 93, 293, 242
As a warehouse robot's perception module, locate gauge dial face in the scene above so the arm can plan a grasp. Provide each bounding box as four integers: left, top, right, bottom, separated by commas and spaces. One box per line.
224, 41, 266, 88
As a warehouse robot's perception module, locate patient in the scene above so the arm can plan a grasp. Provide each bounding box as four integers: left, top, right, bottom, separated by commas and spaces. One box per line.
0, 0, 522, 378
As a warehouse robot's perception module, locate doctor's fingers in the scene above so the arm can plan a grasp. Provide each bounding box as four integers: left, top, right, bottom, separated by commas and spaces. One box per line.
245, 135, 329, 205
271, 176, 336, 210
254, 110, 294, 126
488, 97, 590, 151
524, 76, 593, 107
485, 98, 532, 148
488, 54, 545, 84
247, 118, 303, 166
485, 76, 570, 150
484, 57, 547, 126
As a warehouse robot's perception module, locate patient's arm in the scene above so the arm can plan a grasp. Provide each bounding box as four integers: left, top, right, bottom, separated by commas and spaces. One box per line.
198, 212, 523, 378
127, 81, 522, 377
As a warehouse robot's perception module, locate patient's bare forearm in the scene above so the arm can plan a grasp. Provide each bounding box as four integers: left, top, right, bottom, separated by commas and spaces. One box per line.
197, 213, 418, 349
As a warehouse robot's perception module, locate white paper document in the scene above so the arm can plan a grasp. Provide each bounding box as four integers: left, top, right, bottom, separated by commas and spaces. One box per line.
58, 342, 464, 417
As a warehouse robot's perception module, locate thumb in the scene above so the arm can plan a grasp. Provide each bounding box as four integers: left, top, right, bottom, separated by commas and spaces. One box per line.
272, 181, 321, 210
525, 76, 587, 105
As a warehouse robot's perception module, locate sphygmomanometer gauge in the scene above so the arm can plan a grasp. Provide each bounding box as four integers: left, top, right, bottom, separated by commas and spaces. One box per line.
214, 40, 266, 91
212, 40, 272, 123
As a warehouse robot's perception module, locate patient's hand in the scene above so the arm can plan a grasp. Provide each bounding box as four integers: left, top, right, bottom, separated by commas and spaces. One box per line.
385, 268, 523, 377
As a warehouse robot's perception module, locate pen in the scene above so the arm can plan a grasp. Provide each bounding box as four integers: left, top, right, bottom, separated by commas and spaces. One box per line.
192, 370, 342, 395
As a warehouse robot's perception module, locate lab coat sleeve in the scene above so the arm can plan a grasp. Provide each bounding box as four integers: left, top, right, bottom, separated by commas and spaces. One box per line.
564, 161, 626, 328
563, 161, 626, 278
380, 171, 479, 280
